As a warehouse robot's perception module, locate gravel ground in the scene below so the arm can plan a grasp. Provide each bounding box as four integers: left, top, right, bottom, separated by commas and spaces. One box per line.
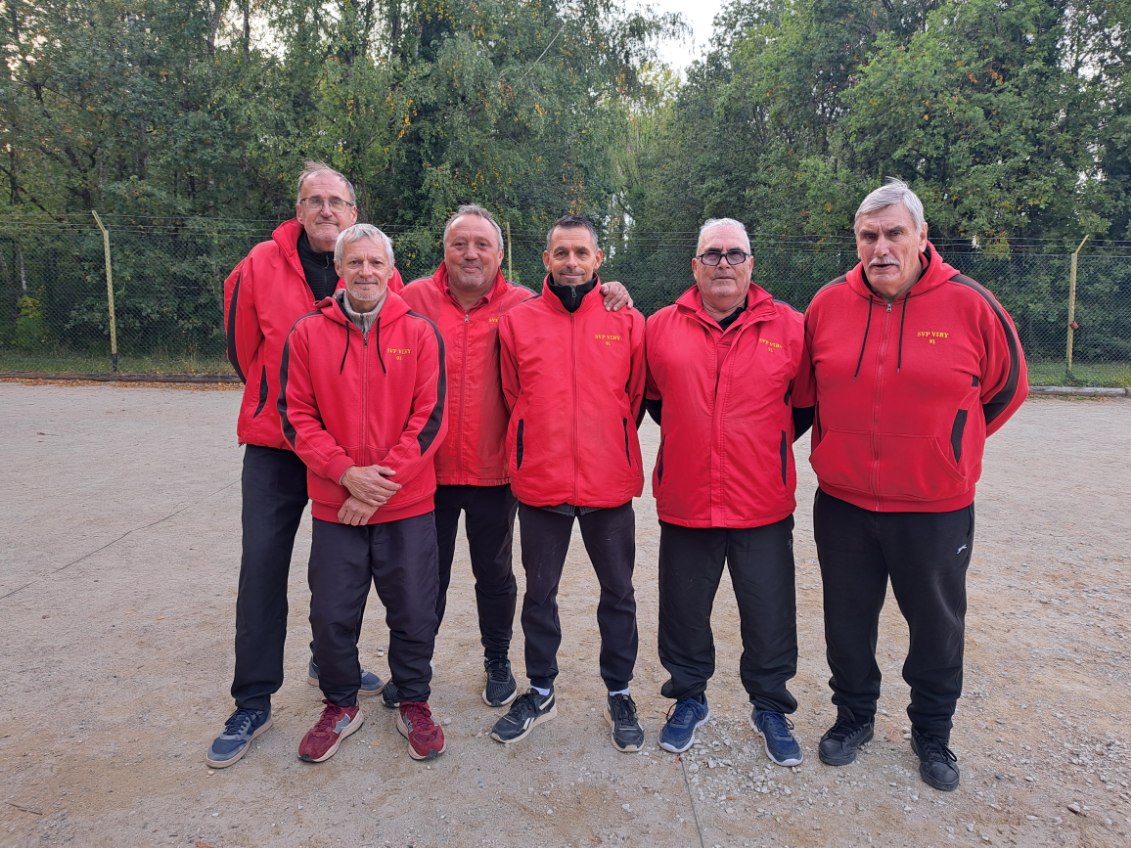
0, 382, 1127, 848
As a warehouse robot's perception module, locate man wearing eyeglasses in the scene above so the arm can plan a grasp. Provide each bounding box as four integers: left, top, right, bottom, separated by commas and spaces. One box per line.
644, 218, 813, 766
209, 162, 396, 767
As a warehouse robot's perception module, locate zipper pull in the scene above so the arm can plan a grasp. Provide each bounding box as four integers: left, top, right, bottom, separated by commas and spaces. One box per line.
465, 313, 470, 324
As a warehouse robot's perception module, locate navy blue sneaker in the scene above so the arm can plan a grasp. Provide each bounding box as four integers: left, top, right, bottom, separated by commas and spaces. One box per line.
659, 696, 710, 753
206, 707, 272, 768
307, 657, 386, 697
752, 709, 803, 766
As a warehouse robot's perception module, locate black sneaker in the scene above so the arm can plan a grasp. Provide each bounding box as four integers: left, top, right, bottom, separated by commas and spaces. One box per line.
381, 680, 401, 709
490, 689, 556, 744
606, 694, 644, 753
483, 658, 518, 707
911, 729, 960, 791
818, 717, 874, 766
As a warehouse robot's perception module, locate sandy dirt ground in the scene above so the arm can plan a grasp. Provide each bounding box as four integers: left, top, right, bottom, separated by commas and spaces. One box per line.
0, 382, 1128, 848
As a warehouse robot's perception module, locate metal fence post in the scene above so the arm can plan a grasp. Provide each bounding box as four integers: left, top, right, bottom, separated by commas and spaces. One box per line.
90, 210, 119, 371
1066, 235, 1088, 376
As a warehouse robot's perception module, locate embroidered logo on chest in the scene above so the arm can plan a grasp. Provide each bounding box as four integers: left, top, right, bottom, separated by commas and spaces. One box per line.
916, 330, 950, 346
594, 333, 622, 347
386, 347, 412, 361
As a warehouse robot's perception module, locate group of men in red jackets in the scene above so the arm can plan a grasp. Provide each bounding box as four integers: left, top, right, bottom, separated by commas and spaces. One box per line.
207, 163, 1027, 795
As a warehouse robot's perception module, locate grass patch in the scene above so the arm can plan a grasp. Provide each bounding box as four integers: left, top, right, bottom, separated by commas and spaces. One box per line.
1027, 360, 1131, 388
0, 349, 232, 377
3, 349, 1128, 388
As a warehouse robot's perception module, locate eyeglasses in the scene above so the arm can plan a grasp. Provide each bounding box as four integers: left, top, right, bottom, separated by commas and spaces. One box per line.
298, 196, 355, 212
696, 249, 751, 266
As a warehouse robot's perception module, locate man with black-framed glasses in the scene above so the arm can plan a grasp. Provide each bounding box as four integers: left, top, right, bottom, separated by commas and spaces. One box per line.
209, 162, 400, 768
645, 217, 814, 765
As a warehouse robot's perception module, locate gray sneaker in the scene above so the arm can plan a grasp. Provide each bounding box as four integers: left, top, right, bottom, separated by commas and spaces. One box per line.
606, 694, 644, 752
490, 689, 556, 744
206, 707, 272, 768
307, 657, 386, 697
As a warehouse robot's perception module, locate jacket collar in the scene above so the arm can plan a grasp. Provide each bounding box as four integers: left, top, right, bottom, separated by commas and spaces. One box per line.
675, 282, 776, 328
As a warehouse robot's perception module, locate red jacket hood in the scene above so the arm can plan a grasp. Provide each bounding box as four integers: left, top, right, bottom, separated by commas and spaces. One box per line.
314, 288, 413, 326
412, 262, 510, 305
673, 281, 778, 325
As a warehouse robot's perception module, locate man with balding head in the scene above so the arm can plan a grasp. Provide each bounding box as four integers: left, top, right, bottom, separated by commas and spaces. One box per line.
645, 218, 813, 765
209, 163, 394, 768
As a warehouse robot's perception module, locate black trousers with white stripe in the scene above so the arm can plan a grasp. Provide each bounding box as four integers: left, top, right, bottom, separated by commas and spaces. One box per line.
814, 490, 974, 740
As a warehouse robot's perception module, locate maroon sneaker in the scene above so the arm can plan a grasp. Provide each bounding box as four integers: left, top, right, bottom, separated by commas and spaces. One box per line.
397, 701, 446, 760
298, 700, 363, 763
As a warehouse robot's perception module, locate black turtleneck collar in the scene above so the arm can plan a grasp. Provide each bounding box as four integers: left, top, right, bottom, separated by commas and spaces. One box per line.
547, 276, 597, 313
715, 303, 745, 330
297, 230, 339, 301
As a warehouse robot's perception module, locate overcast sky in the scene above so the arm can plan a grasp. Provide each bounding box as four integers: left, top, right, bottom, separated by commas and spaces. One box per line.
639, 0, 724, 71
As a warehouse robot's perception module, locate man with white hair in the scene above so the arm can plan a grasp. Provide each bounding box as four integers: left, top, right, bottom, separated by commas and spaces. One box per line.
645, 217, 813, 765
279, 223, 448, 763
806, 178, 1027, 791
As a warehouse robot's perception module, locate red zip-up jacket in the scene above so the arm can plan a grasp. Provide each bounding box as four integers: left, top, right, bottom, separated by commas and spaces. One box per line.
223, 218, 403, 450
401, 264, 534, 486
498, 277, 645, 508
805, 242, 1027, 513
277, 290, 446, 524
646, 284, 812, 528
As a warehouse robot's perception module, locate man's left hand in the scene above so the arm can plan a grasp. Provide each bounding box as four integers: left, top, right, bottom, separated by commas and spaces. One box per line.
337, 496, 378, 526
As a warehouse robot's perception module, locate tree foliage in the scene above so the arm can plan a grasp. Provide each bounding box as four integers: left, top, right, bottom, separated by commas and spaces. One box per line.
1, 0, 1128, 361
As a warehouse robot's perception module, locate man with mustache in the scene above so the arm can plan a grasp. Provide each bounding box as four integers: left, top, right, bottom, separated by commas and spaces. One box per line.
805, 178, 1027, 791
398, 206, 630, 711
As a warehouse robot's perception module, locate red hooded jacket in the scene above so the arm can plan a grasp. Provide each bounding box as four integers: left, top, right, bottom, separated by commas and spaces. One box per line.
805, 242, 1027, 513
498, 277, 646, 508
277, 290, 446, 524
223, 218, 403, 450
401, 264, 534, 486
646, 284, 812, 528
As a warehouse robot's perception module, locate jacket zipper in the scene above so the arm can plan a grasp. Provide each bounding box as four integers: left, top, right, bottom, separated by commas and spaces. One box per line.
570, 310, 580, 505
359, 324, 369, 471
871, 301, 893, 508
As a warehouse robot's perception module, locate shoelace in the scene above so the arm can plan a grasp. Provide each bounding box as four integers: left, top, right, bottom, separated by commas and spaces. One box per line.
759, 712, 795, 740
610, 695, 638, 722
917, 735, 957, 764
825, 719, 864, 741
401, 701, 434, 731
224, 709, 257, 736
486, 661, 511, 684
311, 701, 348, 735
666, 699, 701, 728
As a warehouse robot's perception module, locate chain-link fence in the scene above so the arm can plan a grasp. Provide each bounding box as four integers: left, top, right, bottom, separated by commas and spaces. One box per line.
1, 219, 1128, 386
